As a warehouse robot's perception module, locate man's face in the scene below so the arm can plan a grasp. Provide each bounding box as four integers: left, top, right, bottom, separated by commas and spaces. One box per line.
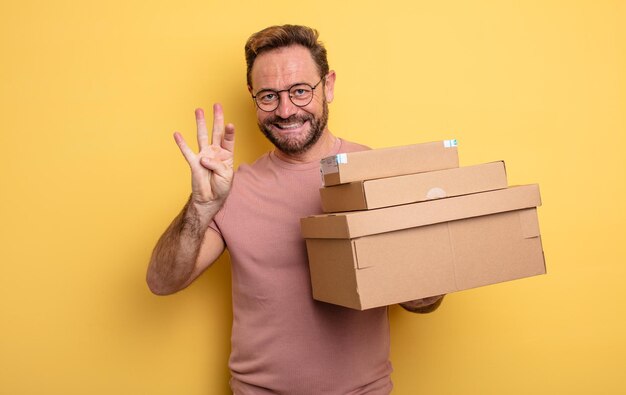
249, 45, 335, 155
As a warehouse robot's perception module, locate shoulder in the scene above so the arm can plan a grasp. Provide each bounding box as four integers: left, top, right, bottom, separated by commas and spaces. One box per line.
338, 138, 371, 153
234, 152, 272, 177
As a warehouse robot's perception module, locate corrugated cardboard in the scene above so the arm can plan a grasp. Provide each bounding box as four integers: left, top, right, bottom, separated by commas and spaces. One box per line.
303, 184, 541, 239
301, 185, 546, 310
320, 161, 508, 213
320, 140, 459, 186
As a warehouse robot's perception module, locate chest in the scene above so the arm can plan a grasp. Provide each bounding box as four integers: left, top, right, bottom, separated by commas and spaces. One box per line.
218, 168, 323, 263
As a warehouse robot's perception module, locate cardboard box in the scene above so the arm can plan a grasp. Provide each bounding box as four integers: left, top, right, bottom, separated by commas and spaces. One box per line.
320, 140, 459, 187
320, 161, 508, 213
301, 185, 546, 310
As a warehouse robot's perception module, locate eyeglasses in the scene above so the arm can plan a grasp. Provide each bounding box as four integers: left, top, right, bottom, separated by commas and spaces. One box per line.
252, 77, 324, 112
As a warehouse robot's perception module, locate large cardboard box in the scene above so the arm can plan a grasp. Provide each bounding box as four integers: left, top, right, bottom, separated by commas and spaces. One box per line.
301, 185, 546, 310
320, 161, 508, 213
320, 140, 459, 187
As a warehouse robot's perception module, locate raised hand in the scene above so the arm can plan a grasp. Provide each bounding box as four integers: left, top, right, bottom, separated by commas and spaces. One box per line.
173, 104, 235, 208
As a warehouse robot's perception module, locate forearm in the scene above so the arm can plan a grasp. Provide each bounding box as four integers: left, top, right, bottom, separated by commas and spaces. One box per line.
146, 197, 219, 295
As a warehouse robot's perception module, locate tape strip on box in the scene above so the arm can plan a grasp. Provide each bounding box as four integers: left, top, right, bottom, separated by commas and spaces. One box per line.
444, 139, 458, 148
320, 155, 340, 175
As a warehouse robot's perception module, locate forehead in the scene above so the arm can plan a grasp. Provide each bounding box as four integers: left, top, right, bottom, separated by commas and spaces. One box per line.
250, 45, 320, 90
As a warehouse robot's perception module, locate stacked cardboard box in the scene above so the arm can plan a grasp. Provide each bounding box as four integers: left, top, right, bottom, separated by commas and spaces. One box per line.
301, 140, 546, 310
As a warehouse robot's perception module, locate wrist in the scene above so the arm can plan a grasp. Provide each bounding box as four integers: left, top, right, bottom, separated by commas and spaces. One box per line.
182, 197, 220, 235
190, 199, 221, 216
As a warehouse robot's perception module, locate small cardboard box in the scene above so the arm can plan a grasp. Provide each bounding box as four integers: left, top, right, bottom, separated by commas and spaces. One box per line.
320, 161, 508, 213
320, 140, 459, 187
301, 185, 546, 310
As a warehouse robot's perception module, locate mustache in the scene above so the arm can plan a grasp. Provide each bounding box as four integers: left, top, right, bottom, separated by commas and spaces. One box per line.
263, 114, 313, 125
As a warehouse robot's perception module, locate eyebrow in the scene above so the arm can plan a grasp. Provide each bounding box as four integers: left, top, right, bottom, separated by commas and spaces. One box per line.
255, 81, 311, 92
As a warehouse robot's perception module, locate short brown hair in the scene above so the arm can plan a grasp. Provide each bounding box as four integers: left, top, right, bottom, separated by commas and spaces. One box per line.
245, 24, 329, 87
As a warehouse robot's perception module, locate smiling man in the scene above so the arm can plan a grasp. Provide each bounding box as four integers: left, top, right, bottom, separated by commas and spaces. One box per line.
147, 25, 443, 394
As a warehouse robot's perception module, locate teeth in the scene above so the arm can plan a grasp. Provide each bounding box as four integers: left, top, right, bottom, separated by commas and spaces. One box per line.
276, 122, 303, 130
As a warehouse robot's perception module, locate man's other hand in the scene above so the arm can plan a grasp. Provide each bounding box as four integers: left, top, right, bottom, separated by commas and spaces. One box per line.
399, 295, 445, 314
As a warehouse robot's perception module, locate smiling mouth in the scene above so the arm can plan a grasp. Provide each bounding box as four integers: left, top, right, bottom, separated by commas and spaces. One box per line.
274, 121, 306, 130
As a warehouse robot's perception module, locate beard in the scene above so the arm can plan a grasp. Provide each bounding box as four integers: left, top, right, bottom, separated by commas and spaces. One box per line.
257, 100, 329, 156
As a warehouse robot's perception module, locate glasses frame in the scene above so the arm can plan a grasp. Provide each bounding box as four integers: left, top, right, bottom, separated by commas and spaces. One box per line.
251, 76, 325, 112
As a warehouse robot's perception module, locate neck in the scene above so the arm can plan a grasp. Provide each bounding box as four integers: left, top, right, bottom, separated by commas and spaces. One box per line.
274, 129, 337, 164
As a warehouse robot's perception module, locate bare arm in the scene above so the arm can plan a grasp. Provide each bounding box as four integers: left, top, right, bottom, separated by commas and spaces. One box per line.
146, 198, 225, 295
146, 105, 235, 295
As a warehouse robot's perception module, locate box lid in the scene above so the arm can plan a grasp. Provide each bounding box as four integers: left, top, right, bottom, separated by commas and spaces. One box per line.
301, 184, 541, 239
321, 140, 459, 186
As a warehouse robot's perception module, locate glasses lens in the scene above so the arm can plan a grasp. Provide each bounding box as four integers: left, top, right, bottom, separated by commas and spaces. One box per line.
288, 84, 314, 106
255, 90, 279, 111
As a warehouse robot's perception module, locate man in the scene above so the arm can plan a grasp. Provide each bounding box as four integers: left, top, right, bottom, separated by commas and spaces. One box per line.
147, 25, 444, 394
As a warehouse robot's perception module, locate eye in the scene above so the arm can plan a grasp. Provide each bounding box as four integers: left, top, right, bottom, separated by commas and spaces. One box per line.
258, 91, 277, 103
291, 86, 312, 97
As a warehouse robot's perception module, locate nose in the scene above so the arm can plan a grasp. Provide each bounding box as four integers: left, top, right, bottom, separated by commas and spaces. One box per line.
274, 91, 298, 119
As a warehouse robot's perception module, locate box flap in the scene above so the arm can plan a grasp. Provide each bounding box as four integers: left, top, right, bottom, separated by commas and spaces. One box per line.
519, 208, 541, 238
305, 239, 363, 309
301, 184, 541, 239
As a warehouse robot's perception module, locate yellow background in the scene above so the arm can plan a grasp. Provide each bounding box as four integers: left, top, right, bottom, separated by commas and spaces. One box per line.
1, 1, 624, 394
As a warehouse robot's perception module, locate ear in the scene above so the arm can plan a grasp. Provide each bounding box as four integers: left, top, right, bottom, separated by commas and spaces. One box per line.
324, 70, 336, 103
247, 84, 253, 94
